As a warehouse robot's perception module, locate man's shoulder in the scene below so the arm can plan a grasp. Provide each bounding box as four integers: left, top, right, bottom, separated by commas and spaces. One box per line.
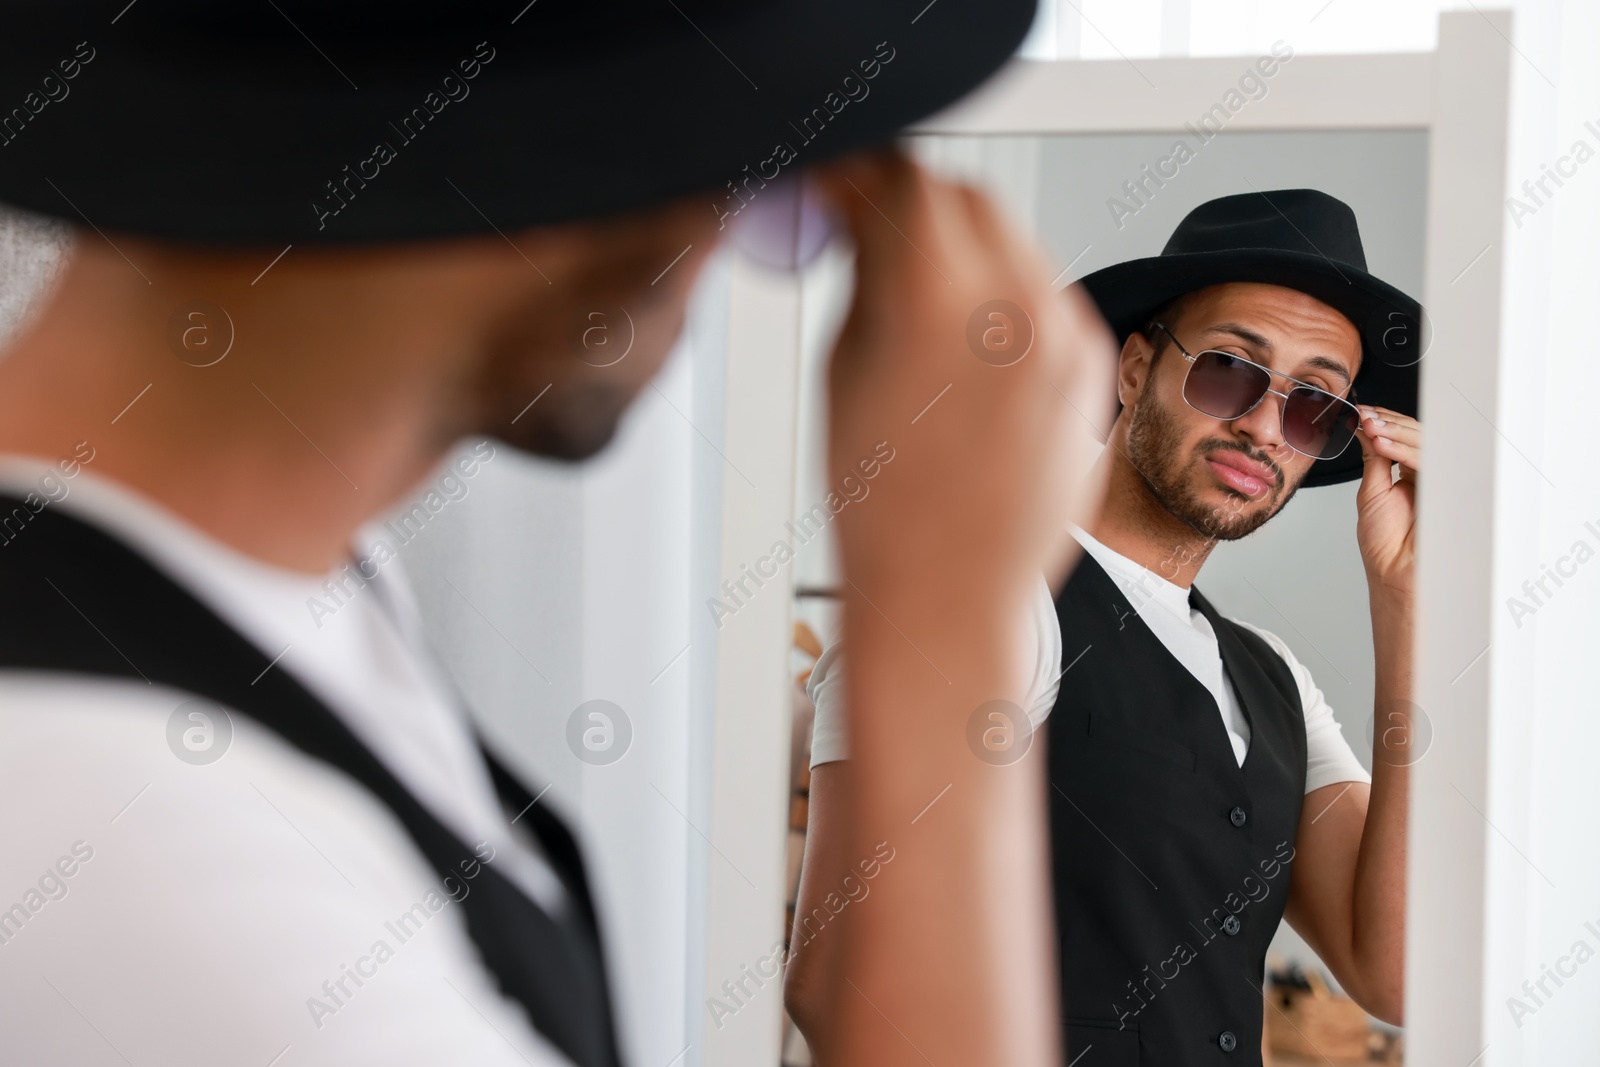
0, 675, 569, 1066
1217, 616, 1323, 717
0, 670, 427, 869
0, 669, 201, 755
0, 669, 376, 830
1222, 616, 1298, 666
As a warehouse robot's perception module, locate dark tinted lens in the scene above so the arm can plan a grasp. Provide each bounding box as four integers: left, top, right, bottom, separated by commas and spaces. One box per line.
1283, 386, 1357, 460
1184, 350, 1271, 420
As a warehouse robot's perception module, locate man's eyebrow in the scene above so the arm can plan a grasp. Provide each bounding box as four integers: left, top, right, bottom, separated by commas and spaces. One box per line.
1201, 321, 1353, 386
1203, 322, 1274, 351
1299, 354, 1353, 386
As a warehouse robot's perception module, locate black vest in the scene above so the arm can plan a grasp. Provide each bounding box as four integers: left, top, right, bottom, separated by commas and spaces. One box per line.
0, 496, 623, 1067
1049, 552, 1307, 1066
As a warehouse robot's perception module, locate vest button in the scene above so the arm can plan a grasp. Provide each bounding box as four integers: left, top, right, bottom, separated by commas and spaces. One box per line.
1222, 914, 1242, 936
1219, 1030, 1238, 1052
1228, 805, 1248, 827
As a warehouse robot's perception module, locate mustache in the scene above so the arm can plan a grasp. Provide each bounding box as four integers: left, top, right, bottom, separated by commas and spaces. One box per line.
1200, 438, 1285, 491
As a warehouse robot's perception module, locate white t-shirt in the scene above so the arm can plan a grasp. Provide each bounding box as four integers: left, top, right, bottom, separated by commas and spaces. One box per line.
0, 458, 576, 1066
808, 525, 1372, 796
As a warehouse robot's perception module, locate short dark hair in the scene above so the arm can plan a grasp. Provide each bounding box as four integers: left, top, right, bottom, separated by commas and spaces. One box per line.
1141, 290, 1199, 364
1111, 291, 1198, 419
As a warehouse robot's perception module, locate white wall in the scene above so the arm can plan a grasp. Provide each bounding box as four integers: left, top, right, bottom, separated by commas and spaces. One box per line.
1466, 2, 1600, 1062
1022, 0, 1452, 61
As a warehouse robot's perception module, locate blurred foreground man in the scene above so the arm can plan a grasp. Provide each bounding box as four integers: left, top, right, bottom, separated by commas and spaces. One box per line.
0, 3, 1114, 1066
789, 191, 1423, 1066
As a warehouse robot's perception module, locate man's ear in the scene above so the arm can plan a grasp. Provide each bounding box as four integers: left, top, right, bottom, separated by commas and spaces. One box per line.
1116, 331, 1154, 411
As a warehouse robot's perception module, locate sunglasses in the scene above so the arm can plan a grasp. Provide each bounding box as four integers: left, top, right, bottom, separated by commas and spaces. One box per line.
1150, 322, 1360, 462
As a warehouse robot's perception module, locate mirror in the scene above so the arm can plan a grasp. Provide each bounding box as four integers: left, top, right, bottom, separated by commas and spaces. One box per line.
781, 127, 1427, 1066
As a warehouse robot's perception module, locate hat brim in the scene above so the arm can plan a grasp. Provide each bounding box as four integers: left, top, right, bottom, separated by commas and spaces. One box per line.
1075, 248, 1423, 487
0, 1, 1037, 246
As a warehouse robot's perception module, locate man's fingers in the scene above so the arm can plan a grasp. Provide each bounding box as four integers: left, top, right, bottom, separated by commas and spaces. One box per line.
1355, 426, 1396, 499
811, 152, 927, 297
1359, 407, 1419, 447
810, 150, 906, 226
1359, 407, 1420, 474
1372, 436, 1420, 474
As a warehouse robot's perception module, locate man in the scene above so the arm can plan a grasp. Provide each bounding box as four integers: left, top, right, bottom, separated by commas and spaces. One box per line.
788, 189, 1422, 1066
0, 4, 1116, 1067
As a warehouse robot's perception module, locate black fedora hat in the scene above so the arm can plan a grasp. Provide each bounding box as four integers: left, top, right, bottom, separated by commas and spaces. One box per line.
1076, 189, 1424, 487
0, 0, 1036, 246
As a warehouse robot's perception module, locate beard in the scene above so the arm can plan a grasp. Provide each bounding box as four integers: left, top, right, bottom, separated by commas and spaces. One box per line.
474, 294, 683, 464
1124, 378, 1298, 542
491, 379, 635, 462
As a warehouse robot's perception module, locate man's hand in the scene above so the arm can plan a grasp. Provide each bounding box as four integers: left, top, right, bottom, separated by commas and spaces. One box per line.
1354, 405, 1420, 596
817, 152, 1114, 602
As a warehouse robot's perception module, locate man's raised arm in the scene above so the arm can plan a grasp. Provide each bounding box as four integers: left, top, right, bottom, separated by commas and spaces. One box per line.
813, 153, 1113, 1067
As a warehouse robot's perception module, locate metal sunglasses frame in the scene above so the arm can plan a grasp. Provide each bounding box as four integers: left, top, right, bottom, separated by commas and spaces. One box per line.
1149, 321, 1361, 462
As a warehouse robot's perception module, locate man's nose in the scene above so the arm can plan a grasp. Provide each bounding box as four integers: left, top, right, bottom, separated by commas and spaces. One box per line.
1229, 389, 1289, 454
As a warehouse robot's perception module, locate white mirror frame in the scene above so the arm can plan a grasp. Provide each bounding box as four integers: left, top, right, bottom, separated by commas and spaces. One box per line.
702, 10, 1585, 1066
